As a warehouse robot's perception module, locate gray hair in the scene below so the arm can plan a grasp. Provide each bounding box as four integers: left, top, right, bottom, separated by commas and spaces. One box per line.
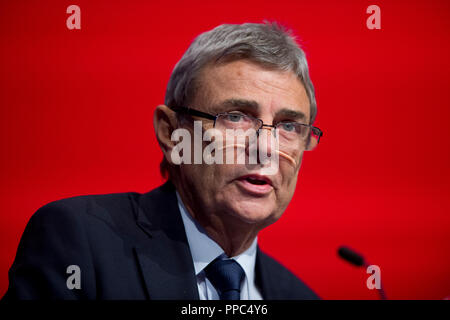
165, 21, 317, 123
161, 22, 317, 178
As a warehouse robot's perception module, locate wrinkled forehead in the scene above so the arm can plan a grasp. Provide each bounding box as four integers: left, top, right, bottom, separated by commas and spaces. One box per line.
191, 60, 310, 120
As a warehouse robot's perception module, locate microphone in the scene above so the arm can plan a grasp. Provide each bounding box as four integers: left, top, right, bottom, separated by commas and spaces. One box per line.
337, 245, 387, 300
337, 245, 367, 267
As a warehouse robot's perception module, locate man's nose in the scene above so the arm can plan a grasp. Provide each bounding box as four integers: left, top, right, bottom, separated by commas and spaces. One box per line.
256, 125, 276, 159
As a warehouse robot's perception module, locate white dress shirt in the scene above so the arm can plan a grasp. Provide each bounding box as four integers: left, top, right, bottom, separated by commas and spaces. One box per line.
176, 191, 263, 300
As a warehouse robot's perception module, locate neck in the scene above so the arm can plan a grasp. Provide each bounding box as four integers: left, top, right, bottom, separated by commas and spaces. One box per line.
201, 215, 259, 257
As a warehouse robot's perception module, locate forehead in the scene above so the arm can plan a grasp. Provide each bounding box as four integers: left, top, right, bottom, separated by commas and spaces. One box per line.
193, 59, 310, 119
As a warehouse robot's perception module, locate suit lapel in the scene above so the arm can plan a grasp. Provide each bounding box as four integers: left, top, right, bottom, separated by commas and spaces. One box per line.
255, 246, 281, 300
132, 182, 199, 300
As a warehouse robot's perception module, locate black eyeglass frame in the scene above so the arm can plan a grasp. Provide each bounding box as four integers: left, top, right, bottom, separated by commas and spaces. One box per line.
169, 106, 323, 143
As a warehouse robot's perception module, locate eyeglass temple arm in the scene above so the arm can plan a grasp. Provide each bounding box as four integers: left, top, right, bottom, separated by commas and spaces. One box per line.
312, 127, 323, 143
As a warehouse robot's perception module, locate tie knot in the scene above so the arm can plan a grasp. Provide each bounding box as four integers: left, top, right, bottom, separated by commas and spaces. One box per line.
204, 258, 245, 300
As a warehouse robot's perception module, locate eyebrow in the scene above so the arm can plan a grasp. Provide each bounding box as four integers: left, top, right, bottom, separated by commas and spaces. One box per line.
215, 98, 259, 111
277, 108, 306, 121
214, 98, 306, 120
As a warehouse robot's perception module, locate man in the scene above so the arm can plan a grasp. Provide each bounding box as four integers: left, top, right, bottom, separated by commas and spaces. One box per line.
3, 22, 322, 300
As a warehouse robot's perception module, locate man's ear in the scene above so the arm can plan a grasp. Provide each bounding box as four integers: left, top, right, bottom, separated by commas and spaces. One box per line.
154, 105, 178, 164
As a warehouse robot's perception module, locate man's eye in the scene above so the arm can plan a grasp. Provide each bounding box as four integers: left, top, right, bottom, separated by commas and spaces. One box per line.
279, 122, 296, 132
225, 114, 244, 122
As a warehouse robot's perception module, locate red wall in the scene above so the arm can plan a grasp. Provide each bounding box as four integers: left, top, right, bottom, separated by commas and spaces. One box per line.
1, 0, 449, 299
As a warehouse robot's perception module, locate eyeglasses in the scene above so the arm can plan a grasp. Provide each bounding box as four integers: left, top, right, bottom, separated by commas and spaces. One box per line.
169, 106, 323, 149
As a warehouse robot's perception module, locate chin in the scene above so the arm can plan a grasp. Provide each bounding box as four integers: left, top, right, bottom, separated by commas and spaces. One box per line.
227, 198, 278, 225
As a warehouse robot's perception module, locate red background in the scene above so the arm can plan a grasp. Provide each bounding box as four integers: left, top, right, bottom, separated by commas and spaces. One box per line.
1, 0, 449, 299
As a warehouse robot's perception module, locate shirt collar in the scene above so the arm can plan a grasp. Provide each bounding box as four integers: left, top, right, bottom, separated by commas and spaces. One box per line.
176, 191, 258, 282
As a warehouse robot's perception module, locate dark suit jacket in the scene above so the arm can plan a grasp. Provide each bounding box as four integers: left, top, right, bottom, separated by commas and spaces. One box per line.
3, 182, 319, 300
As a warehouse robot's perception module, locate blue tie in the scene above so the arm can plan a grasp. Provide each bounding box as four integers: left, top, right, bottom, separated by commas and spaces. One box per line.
204, 258, 245, 300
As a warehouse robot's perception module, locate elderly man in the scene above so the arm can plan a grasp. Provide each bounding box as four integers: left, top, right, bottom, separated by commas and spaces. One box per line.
3, 22, 322, 300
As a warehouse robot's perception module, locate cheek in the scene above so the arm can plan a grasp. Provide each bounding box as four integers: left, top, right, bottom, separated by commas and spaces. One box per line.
280, 151, 303, 180
184, 163, 230, 192
180, 164, 213, 190
277, 152, 302, 199
281, 172, 298, 196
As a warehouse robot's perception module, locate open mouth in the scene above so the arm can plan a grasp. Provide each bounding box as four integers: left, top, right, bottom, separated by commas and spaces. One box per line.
245, 176, 268, 185
235, 174, 273, 196
237, 174, 273, 188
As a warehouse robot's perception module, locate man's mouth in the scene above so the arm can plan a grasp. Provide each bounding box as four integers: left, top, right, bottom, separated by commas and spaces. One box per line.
240, 175, 272, 185
246, 177, 267, 185
235, 174, 273, 196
